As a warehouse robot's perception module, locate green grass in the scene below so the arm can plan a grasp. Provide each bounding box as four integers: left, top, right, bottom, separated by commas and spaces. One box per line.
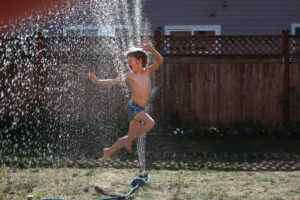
0, 135, 300, 199
0, 167, 299, 200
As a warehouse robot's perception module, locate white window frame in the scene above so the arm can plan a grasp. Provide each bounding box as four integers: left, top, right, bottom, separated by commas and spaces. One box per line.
114, 25, 134, 36
291, 23, 300, 35
164, 25, 221, 35
63, 25, 133, 37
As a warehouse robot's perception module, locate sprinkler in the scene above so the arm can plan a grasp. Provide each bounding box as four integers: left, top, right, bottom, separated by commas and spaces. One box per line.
131, 171, 150, 187
41, 172, 150, 200
98, 172, 150, 200
41, 173, 150, 200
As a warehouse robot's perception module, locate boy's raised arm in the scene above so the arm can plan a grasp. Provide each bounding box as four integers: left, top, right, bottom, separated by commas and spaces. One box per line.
141, 41, 164, 73
88, 72, 128, 86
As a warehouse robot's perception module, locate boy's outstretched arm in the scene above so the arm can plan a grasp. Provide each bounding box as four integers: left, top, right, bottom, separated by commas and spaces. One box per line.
88, 72, 128, 86
141, 41, 164, 74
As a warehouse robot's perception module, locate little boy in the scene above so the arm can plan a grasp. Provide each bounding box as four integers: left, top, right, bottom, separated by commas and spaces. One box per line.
88, 41, 163, 165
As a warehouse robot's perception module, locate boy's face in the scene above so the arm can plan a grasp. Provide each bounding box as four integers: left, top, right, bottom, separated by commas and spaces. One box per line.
127, 56, 142, 73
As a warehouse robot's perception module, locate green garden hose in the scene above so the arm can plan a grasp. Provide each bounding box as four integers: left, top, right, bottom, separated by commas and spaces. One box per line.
97, 173, 150, 200
41, 173, 150, 200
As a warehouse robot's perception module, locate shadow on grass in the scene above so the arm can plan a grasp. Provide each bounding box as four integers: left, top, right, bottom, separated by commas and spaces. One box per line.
1, 135, 299, 171
103, 135, 300, 171
94, 186, 121, 198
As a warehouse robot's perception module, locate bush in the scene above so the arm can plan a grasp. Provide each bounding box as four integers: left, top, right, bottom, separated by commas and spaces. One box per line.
165, 121, 300, 138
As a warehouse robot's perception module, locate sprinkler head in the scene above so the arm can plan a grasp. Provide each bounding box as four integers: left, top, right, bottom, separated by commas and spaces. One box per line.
26, 195, 34, 200
131, 172, 150, 187
131, 177, 148, 187
139, 171, 148, 179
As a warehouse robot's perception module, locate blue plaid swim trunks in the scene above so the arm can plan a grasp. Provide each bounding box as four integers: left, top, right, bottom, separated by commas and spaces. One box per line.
126, 101, 145, 120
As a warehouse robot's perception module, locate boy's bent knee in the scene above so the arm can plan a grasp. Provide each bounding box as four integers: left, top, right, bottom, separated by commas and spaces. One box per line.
147, 119, 155, 129
119, 136, 126, 143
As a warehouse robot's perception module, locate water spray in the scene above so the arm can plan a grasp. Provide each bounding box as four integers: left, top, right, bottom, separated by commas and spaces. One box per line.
2, 0, 152, 199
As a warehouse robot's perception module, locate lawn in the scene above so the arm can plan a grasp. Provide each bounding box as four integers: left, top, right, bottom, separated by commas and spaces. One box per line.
1, 135, 300, 200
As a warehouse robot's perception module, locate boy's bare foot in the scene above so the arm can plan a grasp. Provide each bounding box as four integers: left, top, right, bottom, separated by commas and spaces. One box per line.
99, 148, 111, 166
123, 136, 132, 153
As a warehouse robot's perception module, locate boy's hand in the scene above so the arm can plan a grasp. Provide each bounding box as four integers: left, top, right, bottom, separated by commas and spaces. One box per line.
140, 41, 153, 52
141, 41, 163, 74
88, 72, 98, 83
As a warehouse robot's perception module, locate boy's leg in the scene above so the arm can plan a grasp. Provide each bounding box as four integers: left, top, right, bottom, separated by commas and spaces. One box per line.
124, 111, 155, 152
130, 111, 155, 140
123, 120, 141, 153
99, 120, 141, 165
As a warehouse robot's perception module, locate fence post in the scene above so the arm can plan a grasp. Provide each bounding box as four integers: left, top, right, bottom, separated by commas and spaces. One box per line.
154, 28, 161, 52
35, 32, 44, 102
154, 28, 162, 119
282, 30, 290, 126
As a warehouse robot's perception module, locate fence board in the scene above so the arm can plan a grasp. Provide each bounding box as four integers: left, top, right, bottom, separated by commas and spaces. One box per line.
156, 60, 292, 126
290, 62, 300, 122
177, 65, 184, 120
198, 65, 207, 125
191, 65, 198, 123
168, 63, 176, 114
1, 34, 300, 126
160, 62, 167, 116
195, 65, 201, 124
183, 65, 192, 124
208, 64, 216, 125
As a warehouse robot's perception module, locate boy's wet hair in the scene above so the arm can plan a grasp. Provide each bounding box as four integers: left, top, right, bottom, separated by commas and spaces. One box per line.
126, 50, 147, 68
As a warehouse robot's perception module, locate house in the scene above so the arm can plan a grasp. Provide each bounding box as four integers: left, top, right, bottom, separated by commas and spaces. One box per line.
47, 0, 300, 37
143, 0, 300, 36
0, 0, 299, 126
1, 0, 300, 37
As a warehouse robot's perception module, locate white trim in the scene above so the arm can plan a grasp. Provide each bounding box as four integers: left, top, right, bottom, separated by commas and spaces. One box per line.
291, 23, 300, 35
164, 25, 221, 35
63, 25, 98, 36
63, 25, 133, 37
114, 25, 134, 36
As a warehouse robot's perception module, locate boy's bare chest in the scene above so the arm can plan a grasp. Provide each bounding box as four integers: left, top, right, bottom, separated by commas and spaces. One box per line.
130, 73, 151, 85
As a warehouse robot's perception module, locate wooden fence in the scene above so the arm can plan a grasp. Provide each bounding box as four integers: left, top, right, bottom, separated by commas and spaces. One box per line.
0, 32, 300, 126
154, 31, 300, 126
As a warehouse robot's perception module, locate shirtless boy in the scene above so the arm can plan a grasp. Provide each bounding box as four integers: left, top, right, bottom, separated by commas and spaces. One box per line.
88, 41, 163, 165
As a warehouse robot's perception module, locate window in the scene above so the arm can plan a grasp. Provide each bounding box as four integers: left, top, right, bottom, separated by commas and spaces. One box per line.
63, 25, 133, 37
164, 25, 221, 36
82, 28, 99, 36
65, 29, 81, 37
291, 24, 300, 35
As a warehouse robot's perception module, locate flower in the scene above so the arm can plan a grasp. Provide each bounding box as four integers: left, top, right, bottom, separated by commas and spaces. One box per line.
209, 126, 220, 133
185, 129, 195, 135
245, 128, 254, 135
267, 128, 273, 135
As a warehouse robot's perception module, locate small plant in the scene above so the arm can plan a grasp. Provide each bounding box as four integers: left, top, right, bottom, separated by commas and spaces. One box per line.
170, 127, 195, 136
279, 87, 300, 121
165, 122, 300, 137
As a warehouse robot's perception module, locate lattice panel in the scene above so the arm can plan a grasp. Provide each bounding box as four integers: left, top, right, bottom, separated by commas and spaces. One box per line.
0, 36, 154, 65
290, 36, 300, 56
42, 36, 153, 62
160, 36, 283, 57
42, 37, 121, 61
1, 35, 299, 64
